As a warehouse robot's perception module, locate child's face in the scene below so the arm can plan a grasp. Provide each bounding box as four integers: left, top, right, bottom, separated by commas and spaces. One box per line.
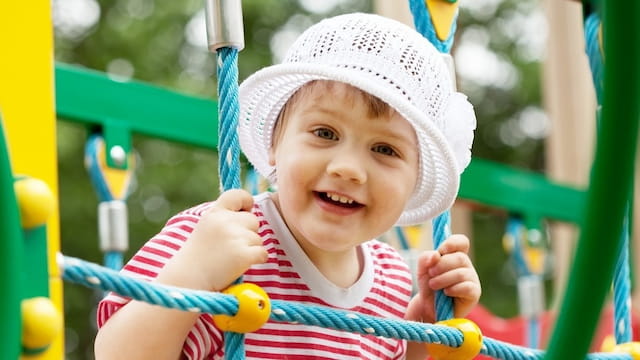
269, 81, 419, 256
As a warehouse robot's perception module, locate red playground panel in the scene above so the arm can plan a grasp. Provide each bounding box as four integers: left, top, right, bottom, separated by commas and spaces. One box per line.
463, 303, 640, 359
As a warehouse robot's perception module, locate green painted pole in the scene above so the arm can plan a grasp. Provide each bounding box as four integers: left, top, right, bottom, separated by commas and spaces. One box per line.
0, 117, 23, 359
543, 1, 640, 359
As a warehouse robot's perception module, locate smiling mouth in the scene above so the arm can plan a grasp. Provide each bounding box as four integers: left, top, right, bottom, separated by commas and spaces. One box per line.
316, 191, 364, 209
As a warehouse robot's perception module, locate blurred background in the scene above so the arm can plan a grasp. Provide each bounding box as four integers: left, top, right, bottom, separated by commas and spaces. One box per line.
52, 0, 594, 358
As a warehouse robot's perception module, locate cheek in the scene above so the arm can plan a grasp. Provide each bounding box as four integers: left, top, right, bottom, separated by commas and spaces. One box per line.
380, 168, 417, 213
271, 148, 310, 189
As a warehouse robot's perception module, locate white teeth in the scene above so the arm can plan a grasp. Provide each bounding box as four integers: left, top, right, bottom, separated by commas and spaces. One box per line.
327, 192, 354, 204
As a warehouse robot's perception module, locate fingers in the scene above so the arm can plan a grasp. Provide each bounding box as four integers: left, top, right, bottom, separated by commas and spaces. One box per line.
246, 242, 269, 265
418, 234, 479, 296
205, 189, 259, 231
214, 189, 255, 212
442, 280, 482, 300
426, 233, 474, 286
436, 234, 470, 255
427, 250, 473, 279
411, 234, 481, 320
241, 229, 266, 251
428, 266, 478, 292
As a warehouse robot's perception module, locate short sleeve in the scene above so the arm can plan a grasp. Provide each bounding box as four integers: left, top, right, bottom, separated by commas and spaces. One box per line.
96, 202, 224, 359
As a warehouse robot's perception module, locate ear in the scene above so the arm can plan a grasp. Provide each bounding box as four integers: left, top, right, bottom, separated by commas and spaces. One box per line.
268, 146, 276, 166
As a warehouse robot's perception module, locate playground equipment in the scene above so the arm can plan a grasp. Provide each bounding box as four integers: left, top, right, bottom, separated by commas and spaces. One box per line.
1, 0, 639, 359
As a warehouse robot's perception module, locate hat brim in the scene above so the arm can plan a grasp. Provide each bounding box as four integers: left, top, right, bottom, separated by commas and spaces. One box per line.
238, 63, 460, 226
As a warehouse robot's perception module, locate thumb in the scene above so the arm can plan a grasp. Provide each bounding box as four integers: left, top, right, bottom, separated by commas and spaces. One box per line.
215, 189, 254, 212
416, 250, 440, 284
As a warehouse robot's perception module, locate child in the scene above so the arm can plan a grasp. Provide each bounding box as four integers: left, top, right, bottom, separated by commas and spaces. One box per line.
94, 12, 480, 360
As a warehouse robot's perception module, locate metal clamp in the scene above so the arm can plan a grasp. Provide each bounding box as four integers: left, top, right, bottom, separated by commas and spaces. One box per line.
204, 0, 245, 52
98, 200, 129, 252
517, 275, 545, 318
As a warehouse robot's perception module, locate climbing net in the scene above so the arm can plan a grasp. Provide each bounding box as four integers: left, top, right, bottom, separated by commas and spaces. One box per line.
3, 0, 638, 359
60, 253, 629, 360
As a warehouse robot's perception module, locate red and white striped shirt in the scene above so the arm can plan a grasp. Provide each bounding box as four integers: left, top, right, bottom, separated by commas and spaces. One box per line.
98, 192, 414, 359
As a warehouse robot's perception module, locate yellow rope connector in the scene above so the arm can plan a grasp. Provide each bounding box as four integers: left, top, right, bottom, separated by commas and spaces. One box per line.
14, 177, 54, 229
212, 283, 271, 333
425, 0, 459, 41
425, 318, 483, 360
606, 341, 640, 360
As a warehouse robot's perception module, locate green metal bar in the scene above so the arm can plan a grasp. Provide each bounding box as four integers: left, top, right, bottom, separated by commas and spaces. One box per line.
544, 0, 640, 358
55, 62, 588, 224
459, 158, 585, 224
23, 226, 50, 299
54, 62, 219, 152
0, 116, 23, 359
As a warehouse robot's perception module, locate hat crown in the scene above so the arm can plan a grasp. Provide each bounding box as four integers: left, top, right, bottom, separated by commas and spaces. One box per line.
283, 13, 454, 133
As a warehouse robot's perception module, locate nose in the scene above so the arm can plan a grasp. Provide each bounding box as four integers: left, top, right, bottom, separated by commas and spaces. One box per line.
326, 152, 367, 184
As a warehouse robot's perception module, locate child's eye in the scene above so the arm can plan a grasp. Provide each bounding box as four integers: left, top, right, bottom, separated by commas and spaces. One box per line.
372, 144, 398, 157
313, 128, 338, 140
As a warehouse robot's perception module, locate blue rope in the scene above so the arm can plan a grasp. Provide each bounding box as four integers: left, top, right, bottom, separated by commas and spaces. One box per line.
217, 47, 242, 192
103, 251, 123, 271
409, 0, 459, 323
584, 12, 634, 345
84, 134, 130, 270
84, 135, 116, 202
216, 46, 243, 358
61, 255, 634, 360
432, 211, 455, 321
584, 13, 603, 104
394, 226, 410, 251
505, 218, 543, 348
506, 217, 531, 277
527, 318, 540, 350
613, 213, 632, 344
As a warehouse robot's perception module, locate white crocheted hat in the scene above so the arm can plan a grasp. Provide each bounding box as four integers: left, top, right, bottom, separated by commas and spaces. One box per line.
238, 12, 476, 226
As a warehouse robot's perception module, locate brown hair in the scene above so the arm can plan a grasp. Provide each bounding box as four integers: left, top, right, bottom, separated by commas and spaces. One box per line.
271, 80, 394, 147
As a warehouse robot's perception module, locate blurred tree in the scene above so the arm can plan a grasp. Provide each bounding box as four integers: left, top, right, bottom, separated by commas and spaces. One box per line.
53, 0, 547, 358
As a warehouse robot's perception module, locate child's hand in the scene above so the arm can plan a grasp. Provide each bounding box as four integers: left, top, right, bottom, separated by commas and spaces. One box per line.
158, 189, 268, 291
405, 234, 481, 324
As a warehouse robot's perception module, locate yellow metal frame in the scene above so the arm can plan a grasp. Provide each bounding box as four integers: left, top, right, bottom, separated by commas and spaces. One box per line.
0, 3, 64, 360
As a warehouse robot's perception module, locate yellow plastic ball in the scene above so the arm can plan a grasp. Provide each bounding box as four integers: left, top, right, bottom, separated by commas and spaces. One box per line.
14, 177, 55, 229
600, 334, 616, 352
611, 342, 640, 360
212, 283, 271, 333
22, 297, 62, 351
425, 318, 483, 360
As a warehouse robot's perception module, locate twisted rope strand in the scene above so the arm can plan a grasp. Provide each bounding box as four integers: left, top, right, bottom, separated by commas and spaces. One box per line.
217, 47, 242, 192
584, 13, 603, 104
216, 46, 244, 358
432, 211, 455, 321
613, 213, 632, 344
408, 0, 458, 323
62, 255, 461, 344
